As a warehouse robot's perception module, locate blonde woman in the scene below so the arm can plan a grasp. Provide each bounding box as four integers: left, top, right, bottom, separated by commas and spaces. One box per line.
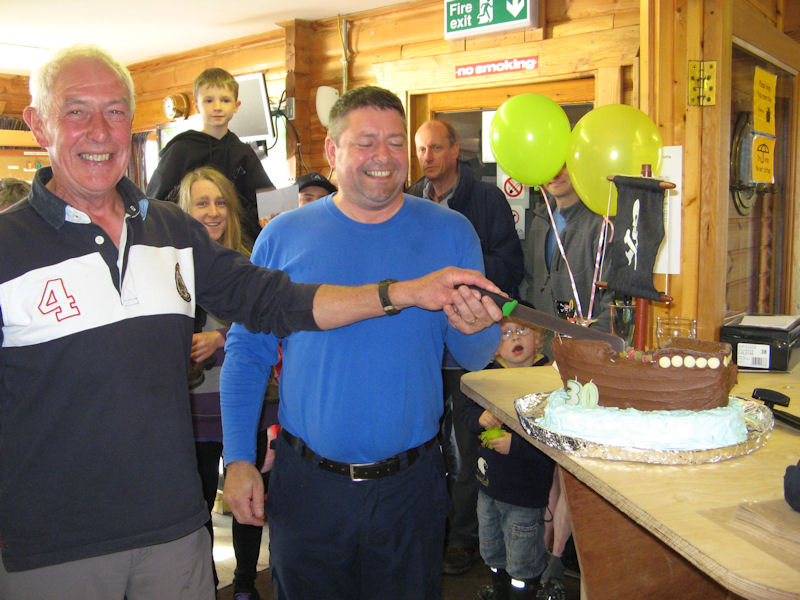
178, 167, 270, 599
178, 166, 250, 255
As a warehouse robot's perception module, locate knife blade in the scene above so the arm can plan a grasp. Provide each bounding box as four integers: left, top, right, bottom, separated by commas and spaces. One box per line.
470, 286, 627, 354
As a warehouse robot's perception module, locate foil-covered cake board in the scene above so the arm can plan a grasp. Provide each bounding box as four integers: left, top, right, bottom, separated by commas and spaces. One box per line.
514, 393, 774, 465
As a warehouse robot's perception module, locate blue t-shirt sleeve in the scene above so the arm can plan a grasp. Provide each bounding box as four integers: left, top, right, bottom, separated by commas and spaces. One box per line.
220, 232, 282, 465
443, 211, 502, 371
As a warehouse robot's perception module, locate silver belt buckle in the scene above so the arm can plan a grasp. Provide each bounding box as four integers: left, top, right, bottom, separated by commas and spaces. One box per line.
349, 462, 371, 482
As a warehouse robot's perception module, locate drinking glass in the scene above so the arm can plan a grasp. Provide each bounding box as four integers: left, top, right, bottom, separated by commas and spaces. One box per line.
609, 302, 636, 349
656, 316, 697, 347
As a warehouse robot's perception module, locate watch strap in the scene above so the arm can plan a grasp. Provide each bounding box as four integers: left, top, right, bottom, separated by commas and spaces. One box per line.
378, 279, 400, 316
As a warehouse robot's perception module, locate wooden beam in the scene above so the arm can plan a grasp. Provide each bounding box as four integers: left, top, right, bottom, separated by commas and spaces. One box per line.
0, 130, 39, 148
374, 26, 639, 94
595, 66, 623, 105
694, 0, 732, 339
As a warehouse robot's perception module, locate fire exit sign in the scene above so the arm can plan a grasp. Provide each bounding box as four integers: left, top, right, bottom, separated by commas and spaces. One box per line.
444, 0, 537, 39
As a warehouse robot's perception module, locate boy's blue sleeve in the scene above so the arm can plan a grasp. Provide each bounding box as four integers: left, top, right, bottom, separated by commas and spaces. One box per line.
220, 322, 280, 465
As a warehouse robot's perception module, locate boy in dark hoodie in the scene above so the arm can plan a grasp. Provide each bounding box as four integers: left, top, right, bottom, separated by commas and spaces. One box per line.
462, 318, 554, 600
146, 68, 272, 246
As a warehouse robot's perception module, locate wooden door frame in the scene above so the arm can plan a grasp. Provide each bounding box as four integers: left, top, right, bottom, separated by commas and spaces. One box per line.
732, 4, 800, 314
406, 77, 596, 183
372, 25, 640, 183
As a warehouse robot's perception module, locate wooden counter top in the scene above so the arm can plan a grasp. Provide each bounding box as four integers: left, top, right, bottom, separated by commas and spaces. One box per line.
461, 366, 800, 600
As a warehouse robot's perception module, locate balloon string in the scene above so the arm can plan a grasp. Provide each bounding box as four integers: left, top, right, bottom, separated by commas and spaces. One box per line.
587, 217, 613, 322
597, 177, 616, 289
541, 188, 584, 323
588, 179, 616, 321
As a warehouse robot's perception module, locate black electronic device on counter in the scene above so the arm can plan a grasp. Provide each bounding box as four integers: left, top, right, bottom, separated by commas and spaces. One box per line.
752, 388, 800, 430
720, 314, 800, 372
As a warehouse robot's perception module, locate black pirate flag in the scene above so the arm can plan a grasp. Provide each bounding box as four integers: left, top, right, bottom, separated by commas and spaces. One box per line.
605, 175, 666, 301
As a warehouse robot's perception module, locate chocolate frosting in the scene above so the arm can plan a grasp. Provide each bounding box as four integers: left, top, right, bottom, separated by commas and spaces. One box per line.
551, 336, 738, 411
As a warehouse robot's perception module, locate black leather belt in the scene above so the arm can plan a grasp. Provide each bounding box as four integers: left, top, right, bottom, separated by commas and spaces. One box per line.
281, 428, 437, 481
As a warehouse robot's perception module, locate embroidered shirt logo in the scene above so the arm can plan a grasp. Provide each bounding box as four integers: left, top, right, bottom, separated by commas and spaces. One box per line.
175, 263, 191, 302
39, 278, 81, 321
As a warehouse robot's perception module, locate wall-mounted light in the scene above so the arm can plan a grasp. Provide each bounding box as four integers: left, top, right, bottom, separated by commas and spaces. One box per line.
316, 86, 340, 129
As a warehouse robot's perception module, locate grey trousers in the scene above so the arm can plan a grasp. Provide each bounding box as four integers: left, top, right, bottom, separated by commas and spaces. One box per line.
0, 527, 214, 600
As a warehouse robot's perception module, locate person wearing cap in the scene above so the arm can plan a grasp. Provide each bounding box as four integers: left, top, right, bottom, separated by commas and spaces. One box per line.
297, 171, 337, 206
258, 173, 338, 229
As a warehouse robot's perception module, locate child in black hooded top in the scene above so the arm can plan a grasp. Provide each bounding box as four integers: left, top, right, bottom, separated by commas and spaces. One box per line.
461, 318, 553, 600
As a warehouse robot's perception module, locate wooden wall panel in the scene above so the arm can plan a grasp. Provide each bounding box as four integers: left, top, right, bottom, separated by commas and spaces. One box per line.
128, 31, 285, 133
0, 75, 31, 121
743, 0, 779, 25
2, 0, 797, 335
786, 0, 800, 42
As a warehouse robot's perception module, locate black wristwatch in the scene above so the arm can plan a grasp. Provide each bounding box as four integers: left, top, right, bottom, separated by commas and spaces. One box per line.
378, 278, 401, 316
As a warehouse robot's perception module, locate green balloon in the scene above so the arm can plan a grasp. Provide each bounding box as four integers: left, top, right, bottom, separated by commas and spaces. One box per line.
566, 104, 663, 216
490, 94, 571, 186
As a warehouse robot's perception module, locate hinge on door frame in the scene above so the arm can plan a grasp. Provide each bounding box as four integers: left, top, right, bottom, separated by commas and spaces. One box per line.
688, 60, 717, 106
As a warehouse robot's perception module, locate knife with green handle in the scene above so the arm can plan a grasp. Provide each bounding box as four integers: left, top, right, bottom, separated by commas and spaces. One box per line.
468, 286, 626, 354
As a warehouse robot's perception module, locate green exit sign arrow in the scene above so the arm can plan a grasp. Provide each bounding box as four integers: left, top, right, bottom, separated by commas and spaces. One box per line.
444, 0, 537, 40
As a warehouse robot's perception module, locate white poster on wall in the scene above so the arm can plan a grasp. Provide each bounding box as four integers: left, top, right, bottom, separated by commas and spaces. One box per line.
496, 164, 528, 239
481, 110, 497, 163
653, 145, 682, 275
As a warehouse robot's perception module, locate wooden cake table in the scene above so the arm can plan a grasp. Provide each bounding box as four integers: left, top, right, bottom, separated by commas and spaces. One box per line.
461, 366, 800, 600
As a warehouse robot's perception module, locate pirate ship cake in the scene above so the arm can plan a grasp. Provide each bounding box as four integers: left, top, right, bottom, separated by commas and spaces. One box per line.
550, 336, 738, 411
534, 175, 751, 452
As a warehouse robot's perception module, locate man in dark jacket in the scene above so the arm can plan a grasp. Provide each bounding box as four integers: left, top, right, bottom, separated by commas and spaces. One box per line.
410, 118, 524, 576
410, 120, 523, 297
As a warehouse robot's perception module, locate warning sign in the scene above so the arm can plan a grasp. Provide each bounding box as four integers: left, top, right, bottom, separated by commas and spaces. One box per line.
509, 205, 526, 239
753, 67, 777, 136
752, 134, 775, 183
504, 177, 524, 198
495, 165, 528, 239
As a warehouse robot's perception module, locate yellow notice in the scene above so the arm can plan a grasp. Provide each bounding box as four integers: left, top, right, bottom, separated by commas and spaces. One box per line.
753, 67, 777, 135
752, 135, 775, 183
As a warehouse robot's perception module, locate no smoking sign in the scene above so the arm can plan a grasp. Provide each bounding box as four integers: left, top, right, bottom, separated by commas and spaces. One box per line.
495, 166, 529, 240
504, 177, 524, 198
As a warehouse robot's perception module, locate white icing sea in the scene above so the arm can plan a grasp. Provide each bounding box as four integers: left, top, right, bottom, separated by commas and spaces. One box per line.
537, 389, 748, 451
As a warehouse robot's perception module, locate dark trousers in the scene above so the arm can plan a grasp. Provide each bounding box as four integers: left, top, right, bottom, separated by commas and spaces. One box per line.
440, 368, 480, 550
195, 432, 268, 592
267, 430, 449, 600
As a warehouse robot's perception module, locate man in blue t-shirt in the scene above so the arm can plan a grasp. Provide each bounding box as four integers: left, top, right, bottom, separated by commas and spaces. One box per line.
221, 86, 501, 600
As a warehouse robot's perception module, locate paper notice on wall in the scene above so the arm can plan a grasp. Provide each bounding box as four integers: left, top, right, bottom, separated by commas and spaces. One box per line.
751, 135, 776, 183
482, 110, 497, 163
495, 164, 529, 239
753, 67, 777, 136
257, 185, 298, 220
653, 146, 682, 275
